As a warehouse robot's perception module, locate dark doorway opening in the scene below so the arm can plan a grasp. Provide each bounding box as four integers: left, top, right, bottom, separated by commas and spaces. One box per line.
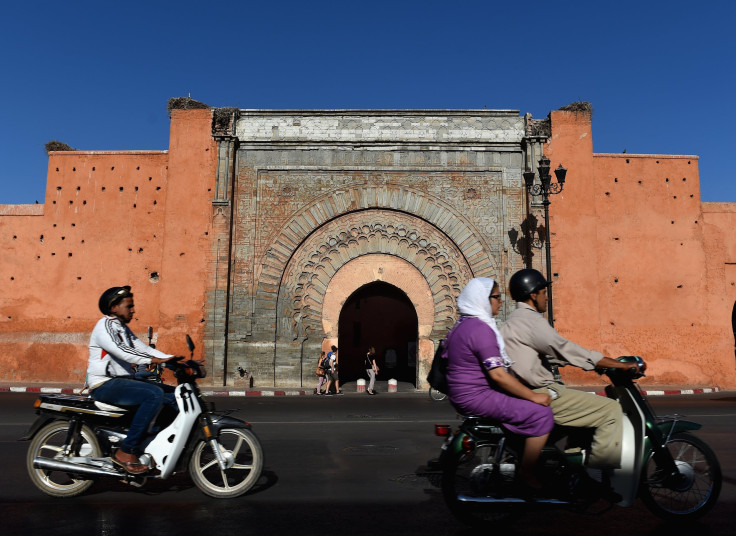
338, 281, 419, 386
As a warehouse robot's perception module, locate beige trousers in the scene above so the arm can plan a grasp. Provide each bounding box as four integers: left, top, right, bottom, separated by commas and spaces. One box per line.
535, 384, 623, 469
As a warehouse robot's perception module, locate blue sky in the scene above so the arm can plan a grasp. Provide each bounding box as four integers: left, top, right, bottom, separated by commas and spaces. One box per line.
1, 0, 734, 204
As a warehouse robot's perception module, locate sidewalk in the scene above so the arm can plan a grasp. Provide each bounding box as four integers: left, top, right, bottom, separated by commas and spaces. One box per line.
0, 380, 725, 398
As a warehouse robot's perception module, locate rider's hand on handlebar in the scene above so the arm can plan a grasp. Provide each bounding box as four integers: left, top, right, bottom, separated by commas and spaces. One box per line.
151, 355, 184, 365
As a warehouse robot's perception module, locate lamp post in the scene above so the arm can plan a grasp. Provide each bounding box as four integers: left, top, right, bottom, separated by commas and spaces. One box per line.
523, 155, 567, 326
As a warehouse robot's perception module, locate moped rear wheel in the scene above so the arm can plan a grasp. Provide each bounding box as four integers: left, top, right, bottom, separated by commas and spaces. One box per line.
640, 432, 722, 520
441, 443, 517, 526
189, 427, 264, 498
26, 421, 101, 497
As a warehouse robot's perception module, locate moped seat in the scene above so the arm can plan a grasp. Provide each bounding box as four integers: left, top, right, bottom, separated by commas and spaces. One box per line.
94, 401, 129, 412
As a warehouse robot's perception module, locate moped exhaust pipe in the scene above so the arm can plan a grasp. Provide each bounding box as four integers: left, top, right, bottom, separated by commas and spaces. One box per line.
33, 457, 122, 478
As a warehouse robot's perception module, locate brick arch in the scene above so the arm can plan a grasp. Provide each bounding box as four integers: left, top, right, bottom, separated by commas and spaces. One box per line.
274, 209, 479, 343
321, 254, 434, 340
278, 209, 478, 339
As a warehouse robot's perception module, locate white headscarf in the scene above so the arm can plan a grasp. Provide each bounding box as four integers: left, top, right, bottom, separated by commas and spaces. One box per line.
456, 277, 513, 367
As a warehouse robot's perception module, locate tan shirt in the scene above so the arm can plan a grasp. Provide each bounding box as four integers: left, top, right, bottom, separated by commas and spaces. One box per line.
499, 302, 604, 388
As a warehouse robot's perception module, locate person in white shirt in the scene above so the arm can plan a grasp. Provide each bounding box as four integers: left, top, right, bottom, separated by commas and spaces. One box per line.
87, 286, 181, 474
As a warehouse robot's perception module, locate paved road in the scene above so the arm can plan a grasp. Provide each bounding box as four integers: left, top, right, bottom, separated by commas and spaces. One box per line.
1, 391, 734, 536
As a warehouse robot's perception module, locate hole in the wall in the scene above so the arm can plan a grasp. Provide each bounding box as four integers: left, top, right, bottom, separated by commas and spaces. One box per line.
101, 187, 106, 191
72, 167, 76, 172
68, 252, 72, 257
119, 187, 124, 191
149, 272, 159, 283
111, 166, 115, 170
52, 201, 56, 204
77, 276, 82, 280
76, 186, 80, 191
40, 235, 44, 243
83, 200, 87, 204
57, 186, 62, 190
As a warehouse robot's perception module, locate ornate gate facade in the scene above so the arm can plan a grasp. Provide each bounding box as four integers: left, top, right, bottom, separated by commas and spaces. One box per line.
206, 110, 530, 387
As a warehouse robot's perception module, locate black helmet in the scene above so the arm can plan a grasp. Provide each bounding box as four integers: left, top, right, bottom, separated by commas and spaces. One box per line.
509, 269, 549, 302
98, 286, 132, 315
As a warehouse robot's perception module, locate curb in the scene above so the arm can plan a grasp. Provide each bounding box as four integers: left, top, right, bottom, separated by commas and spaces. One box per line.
0, 385, 724, 397
585, 387, 722, 397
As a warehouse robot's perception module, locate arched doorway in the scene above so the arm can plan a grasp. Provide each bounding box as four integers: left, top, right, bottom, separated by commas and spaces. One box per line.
337, 281, 419, 386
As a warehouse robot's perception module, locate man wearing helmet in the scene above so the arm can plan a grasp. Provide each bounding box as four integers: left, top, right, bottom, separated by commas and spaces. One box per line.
87, 286, 181, 474
500, 269, 645, 470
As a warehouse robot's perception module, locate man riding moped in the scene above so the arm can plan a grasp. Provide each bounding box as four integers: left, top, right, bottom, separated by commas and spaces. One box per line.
500, 269, 646, 476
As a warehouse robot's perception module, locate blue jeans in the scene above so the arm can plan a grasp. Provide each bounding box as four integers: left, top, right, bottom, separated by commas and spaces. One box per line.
93, 378, 176, 455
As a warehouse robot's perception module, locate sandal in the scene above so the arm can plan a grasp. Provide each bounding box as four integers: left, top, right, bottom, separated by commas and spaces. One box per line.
112, 450, 149, 474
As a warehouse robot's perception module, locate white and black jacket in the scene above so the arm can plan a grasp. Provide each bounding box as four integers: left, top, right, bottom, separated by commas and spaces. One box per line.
86, 316, 172, 389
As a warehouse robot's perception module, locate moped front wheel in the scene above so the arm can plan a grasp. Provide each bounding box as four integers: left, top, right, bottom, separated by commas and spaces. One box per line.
189, 427, 264, 498
26, 420, 101, 498
640, 432, 722, 520
441, 442, 517, 526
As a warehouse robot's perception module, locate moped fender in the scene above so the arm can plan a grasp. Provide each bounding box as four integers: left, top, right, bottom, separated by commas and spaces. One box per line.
656, 419, 701, 437
209, 414, 252, 434
18, 415, 57, 441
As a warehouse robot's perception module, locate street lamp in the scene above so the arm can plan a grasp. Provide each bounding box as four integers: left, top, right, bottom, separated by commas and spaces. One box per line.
523, 155, 567, 326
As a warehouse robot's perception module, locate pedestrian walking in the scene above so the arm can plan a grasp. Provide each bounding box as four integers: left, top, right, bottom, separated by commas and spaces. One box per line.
365, 346, 379, 395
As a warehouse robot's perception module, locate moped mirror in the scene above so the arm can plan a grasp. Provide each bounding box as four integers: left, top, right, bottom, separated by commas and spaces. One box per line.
186, 334, 195, 354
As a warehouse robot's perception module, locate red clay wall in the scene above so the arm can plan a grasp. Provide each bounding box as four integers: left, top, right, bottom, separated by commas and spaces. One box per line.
546, 109, 736, 388
0, 109, 215, 383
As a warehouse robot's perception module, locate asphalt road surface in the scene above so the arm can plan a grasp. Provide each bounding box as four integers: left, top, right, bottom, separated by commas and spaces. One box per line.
1, 391, 734, 536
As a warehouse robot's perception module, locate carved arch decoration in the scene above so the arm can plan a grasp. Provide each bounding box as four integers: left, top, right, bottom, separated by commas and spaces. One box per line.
255, 183, 500, 341
275, 209, 482, 342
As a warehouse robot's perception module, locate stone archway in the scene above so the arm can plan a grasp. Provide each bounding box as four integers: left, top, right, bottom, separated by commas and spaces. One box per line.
322, 254, 434, 386
338, 281, 419, 385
